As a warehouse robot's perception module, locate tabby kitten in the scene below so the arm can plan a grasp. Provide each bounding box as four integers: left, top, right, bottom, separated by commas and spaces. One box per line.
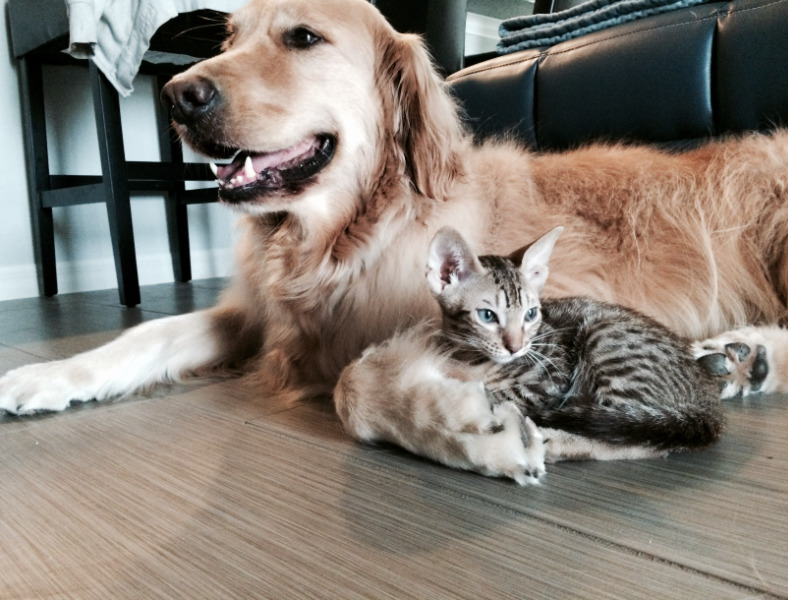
335, 227, 725, 485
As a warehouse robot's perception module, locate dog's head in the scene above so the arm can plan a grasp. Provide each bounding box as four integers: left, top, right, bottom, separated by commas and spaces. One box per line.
161, 0, 464, 220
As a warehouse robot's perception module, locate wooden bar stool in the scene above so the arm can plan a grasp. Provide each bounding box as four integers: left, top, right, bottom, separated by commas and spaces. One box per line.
9, 0, 227, 306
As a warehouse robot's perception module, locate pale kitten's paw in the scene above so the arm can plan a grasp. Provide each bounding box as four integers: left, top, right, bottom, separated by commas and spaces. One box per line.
482, 403, 546, 486
440, 384, 545, 484
693, 328, 772, 399
520, 415, 546, 482
453, 380, 504, 435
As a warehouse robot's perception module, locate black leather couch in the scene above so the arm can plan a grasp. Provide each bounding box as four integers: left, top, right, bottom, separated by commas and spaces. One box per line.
449, 0, 788, 151
373, 0, 467, 75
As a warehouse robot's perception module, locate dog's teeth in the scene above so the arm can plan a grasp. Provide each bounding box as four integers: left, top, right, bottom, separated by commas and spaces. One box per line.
209, 162, 218, 177
243, 156, 256, 178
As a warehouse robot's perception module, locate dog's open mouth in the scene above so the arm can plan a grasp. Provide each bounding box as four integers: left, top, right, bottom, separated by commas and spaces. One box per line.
211, 134, 336, 203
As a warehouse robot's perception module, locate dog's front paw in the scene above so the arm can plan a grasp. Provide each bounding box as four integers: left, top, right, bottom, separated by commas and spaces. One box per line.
693, 330, 771, 399
0, 361, 94, 414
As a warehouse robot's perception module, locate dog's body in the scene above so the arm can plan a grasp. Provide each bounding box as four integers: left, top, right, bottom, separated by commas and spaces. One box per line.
2, 0, 788, 417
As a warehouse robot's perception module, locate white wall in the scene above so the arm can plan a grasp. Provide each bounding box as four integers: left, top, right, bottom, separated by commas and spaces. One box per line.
465, 12, 503, 55
0, 5, 502, 302
1, 3, 38, 301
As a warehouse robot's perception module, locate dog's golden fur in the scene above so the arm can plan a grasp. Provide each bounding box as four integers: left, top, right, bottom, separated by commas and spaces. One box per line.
198, 0, 788, 396
1, 0, 787, 415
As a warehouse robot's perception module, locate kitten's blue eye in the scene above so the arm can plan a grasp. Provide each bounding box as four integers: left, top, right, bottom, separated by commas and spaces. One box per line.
524, 307, 539, 322
477, 309, 498, 324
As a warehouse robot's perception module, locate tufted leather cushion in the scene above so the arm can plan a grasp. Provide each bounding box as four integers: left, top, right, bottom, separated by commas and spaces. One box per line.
715, 0, 788, 131
449, 0, 788, 150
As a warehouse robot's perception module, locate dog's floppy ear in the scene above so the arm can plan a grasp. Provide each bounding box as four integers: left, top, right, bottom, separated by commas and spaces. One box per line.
378, 32, 464, 200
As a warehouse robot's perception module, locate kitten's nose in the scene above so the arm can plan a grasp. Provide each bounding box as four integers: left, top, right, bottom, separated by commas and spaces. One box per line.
503, 331, 524, 354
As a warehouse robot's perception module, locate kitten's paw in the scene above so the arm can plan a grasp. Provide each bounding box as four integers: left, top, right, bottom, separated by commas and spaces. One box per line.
693, 329, 772, 398
485, 403, 546, 485
519, 416, 547, 482
453, 380, 503, 434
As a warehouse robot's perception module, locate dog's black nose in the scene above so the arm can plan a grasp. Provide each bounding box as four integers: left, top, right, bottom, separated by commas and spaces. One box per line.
160, 76, 219, 124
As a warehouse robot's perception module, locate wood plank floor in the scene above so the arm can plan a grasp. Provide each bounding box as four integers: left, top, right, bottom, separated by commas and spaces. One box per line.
1, 279, 787, 599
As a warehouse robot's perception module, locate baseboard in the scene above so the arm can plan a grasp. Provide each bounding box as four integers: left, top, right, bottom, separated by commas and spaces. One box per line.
0, 248, 233, 302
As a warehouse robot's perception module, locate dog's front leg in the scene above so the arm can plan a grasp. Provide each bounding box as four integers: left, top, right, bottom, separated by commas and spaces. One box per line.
0, 310, 232, 414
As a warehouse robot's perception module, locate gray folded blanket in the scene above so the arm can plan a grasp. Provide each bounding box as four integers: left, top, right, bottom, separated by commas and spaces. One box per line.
498, 0, 710, 54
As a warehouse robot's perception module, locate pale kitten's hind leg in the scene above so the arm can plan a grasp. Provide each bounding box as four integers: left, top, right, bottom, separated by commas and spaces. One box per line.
692, 325, 788, 398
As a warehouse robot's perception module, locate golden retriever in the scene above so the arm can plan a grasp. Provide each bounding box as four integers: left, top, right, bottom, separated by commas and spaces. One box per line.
1, 0, 787, 421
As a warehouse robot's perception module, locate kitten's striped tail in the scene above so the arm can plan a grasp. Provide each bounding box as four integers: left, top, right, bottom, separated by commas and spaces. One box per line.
531, 398, 725, 452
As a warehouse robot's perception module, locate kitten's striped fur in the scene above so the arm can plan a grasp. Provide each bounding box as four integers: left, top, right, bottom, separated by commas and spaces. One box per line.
459, 272, 724, 453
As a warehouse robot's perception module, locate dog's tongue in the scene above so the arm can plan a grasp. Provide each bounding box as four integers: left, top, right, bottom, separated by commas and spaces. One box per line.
216, 138, 320, 182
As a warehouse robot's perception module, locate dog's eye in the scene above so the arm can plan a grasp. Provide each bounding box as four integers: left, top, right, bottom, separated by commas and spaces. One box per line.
283, 27, 323, 49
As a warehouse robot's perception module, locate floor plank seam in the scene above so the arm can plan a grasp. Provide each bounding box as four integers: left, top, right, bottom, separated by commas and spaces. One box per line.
518, 517, 788, 599
0, 344, 59, 362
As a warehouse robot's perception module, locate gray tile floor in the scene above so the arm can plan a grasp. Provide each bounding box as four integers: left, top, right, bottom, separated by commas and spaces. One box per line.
1, 279, 787, 599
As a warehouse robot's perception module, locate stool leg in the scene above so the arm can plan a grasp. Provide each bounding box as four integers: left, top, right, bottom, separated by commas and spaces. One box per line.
90, 62, 141, 307
18, 56, 57, 297
156, 74, 192, 283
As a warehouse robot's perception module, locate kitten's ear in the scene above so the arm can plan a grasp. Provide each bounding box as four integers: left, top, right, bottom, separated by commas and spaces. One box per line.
512, 226, 564, 291
427, 227, 483, 294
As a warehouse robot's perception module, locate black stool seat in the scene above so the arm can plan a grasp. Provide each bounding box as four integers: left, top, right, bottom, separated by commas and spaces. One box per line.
9, 0, 227, 306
